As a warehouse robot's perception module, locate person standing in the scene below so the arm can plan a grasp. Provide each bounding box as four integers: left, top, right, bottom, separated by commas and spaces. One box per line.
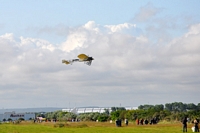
194, 118, 199, 132
125, 118, 128, 126
136, 119, 139, 125
182, 117, 187, 132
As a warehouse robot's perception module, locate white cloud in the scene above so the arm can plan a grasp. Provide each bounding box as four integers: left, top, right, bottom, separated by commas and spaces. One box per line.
105, 23, 136, 33
19, 37, 56, 51
134, 3, 162, 22
60, 31, 88, 52
0, 21, 200, 108
185, 23, 200, 37
0, 33, 15, 41
60, 21, 101, 52
83, 21, 100, 33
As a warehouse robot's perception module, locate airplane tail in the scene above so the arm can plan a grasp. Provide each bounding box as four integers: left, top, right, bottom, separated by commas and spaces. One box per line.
62, 60, 71, 65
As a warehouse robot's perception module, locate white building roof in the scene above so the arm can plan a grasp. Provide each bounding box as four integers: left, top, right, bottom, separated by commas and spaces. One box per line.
62, 107, 137, 114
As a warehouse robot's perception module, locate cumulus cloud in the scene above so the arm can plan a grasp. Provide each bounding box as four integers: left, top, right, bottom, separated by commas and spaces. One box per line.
185, 23, 200, 37
105, 23, 136, 33
60, 21, 100, 52
0, 20, 200, 108
19, 37, 56, 51
60, 21, 138, 52
84, 21, 100, 33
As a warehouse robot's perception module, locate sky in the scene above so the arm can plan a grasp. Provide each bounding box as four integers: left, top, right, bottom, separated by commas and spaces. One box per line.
0, 0, 200, 109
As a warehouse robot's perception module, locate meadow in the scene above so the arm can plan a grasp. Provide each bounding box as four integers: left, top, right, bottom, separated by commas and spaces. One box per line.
0, 121, 195, 133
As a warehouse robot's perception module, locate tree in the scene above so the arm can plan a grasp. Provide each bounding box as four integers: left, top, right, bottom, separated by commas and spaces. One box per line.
154, 104, 164, 111
116, 107, 126, 111
197, 103, 200, 110
111, 107, 116, 112
97, 114, 109, 122
104, 108, 110, 115
36, 113, 45, 118
7, 118, 12, 121
64, 112, 77, 121
165, 103, 172, 111
57, 111, 68, 121
138, 104, 154, 110
119, 110, 126, 120
18, 118, 24, 121
186, 103, 197, 111
125, 110, 138, 120
111, 107, 126, 112
170, 102, 186, 112
91, 112, 100, 121
159, 110, 171, 120
110, 110, 121, 120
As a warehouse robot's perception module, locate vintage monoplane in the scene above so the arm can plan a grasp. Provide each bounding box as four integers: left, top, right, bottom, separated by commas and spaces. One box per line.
62, 54, 94, 66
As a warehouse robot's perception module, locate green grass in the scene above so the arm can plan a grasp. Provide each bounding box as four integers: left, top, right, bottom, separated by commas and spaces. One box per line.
0, 121, 195, 133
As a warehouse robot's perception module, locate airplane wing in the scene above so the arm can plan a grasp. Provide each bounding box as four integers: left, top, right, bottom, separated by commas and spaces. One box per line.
77, 54, 89, 61
62, 60, 70, 65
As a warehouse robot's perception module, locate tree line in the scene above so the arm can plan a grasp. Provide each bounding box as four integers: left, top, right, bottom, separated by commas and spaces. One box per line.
138, 102, 200, 112
37, 102, 200, 122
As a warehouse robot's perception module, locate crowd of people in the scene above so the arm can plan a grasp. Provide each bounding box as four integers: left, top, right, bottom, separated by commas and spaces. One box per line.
135, 117, 159, 125
115, 117, 159, 127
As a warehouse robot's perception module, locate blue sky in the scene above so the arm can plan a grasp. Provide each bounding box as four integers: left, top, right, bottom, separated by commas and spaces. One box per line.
1, 0, 200, 43
1, 0, 200, 41
0, 0, 200, 108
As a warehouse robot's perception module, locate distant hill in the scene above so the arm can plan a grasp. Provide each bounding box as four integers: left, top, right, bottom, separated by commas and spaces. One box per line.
0, 106, 138, 114
0, 107, 63, 114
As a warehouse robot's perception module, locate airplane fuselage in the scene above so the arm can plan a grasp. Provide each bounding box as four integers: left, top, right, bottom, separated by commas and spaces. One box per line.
62, 54, 94, 66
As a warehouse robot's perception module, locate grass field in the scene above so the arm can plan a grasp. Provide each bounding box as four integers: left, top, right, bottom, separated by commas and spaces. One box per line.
0, 121, 195, 133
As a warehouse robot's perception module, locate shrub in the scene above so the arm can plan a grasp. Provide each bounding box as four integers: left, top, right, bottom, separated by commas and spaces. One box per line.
98, 114, 109, 122
76, 124, 88, 128
18, 118, 25, 121
53, 123, 70, 128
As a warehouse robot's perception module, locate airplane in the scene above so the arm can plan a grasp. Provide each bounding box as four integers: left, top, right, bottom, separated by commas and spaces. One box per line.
62, 54, 94, 66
